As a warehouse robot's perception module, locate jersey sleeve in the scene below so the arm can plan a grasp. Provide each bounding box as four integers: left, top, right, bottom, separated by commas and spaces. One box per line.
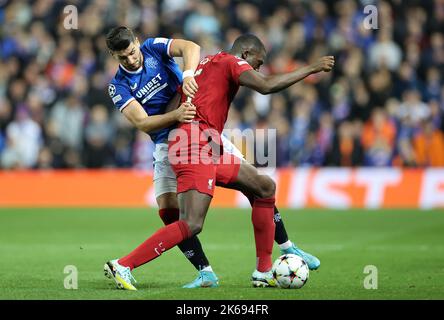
228, 56, 254, 85
143, 37, 173, 59
108, 82, 135, 112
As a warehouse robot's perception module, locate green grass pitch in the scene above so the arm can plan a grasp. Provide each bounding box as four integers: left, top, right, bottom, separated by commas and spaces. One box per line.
0, 207, 443, 300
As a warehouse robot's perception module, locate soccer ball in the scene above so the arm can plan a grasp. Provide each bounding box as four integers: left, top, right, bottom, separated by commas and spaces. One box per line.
272, 254, 309, 289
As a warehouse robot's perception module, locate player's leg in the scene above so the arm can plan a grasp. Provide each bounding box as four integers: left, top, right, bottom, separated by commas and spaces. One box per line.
104, 204, 193, 290
220, 136, 320, 270
157, 191, 211, 272
177, 189, 212, 235
220, 136, 289, 247
240, 188, 320, 270
156, 190, 219, 288
104, 208, 192, 291
153, 141, 219, 287
157, 191, 213, 273
105, 197, 201, 291
108, 147, 216, 290
216, 157, 277, 287
104, 199, 214, 291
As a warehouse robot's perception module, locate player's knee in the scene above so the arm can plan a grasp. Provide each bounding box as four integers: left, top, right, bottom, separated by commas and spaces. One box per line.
258, 176, 276, 199
188, 222, 203, 236
183, 219, 203, 236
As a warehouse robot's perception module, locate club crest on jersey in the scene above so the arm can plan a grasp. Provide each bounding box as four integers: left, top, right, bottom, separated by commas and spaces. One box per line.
108, 84, 116, 97
208, 179, 214, 190
145, 57, 158, 69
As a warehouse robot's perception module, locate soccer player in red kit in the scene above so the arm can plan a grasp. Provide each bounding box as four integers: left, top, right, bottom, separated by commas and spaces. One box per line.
107, 34, 334, 289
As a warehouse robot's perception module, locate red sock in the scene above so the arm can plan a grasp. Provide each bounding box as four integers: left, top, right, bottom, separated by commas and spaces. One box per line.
159, 208, 180, 225
118, 220, 191, 270
252, 197, 276, 272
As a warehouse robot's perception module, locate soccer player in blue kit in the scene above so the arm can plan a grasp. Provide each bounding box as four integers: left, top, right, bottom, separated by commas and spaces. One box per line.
105, 26, 320, 290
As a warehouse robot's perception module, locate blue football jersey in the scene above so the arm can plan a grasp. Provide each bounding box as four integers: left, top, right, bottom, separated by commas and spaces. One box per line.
108, 37, 183, 144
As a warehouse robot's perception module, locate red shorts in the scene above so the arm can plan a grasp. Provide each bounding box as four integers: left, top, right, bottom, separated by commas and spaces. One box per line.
171, 154, 240, 196
168, 123, 241, 196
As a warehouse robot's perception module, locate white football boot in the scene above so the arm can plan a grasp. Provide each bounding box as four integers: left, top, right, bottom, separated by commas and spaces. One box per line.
251, 269, 277, 288
104, 259, 137, 291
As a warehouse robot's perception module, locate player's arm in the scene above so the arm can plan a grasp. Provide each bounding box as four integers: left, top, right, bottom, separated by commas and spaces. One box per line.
164, 92, 181, 113
169, 39, 201, 98
122, 99, 196, 133
239, 56, 335, 94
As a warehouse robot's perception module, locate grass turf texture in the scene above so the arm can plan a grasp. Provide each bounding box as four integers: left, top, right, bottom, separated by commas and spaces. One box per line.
0, 208, 443, 300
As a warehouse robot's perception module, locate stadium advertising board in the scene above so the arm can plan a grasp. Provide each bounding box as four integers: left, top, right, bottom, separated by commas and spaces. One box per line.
1, 169, 443, 209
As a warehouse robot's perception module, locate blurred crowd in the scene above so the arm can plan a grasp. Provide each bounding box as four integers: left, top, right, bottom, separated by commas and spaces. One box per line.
1, 0, 444, 170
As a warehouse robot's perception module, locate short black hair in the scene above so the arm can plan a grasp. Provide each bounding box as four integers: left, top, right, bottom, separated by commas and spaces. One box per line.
231, 34, 265, 53
106, 26, 136, 51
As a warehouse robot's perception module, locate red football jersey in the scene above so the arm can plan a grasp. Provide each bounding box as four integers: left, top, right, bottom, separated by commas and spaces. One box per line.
180, 52, 253, 133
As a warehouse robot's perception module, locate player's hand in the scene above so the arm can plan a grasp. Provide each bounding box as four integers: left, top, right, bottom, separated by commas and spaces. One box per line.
175, 102, 196, 123
310, 56, 335, 73
182, 76, 199, 99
